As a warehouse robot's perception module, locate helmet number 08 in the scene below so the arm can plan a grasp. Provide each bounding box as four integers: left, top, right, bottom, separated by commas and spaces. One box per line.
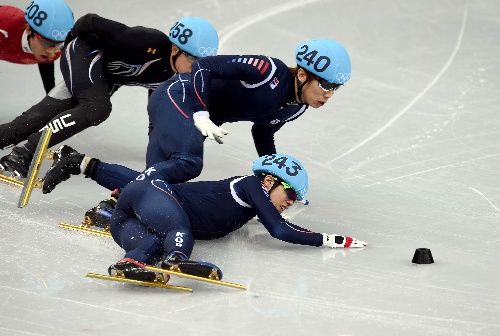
296, 44, 330, 73
169, 22, 193, 45
26, 1, 48, 27
261, 154, 302, 177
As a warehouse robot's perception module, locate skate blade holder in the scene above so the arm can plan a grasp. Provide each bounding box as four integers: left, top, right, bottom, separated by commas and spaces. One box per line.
146, 265, 246, 290
0, 169, 25, 187
18, 128, 54, 208
58, 216, 112, 238
169, 264, 220, 281
86, 272, 191, 292
115, 270, 169, 284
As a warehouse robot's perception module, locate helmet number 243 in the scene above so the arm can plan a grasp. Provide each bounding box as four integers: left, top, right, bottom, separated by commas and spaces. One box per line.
261, 154, 302, 177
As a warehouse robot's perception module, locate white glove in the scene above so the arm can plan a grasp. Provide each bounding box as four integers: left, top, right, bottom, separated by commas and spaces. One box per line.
322, 233, 367, 248
193, 111, 229, 144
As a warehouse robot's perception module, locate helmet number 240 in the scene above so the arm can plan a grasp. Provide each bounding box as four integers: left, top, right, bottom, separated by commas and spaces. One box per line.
296, 44, 330, 73
261, 154, 302, 177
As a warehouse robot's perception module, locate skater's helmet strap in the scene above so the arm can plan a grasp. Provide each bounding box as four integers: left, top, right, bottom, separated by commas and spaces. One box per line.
295, 38, 351, 85
168, 17, 218, 58
252, 154, 308, 201
25, 0, 74, 42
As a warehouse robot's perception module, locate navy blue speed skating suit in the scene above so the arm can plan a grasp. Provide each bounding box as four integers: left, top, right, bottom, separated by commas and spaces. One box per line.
0, 13, 175, 152
89, 55, 309, 190
111, 171, 323, 264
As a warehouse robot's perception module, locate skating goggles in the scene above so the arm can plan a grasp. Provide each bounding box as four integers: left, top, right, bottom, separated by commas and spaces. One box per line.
314, 76, 342, 92
280, 181, 298, 202
182, 50, 200, 62
34, 33, 64, 50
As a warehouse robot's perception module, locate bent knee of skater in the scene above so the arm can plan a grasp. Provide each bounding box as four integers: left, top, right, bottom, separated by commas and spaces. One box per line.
184, 159, 203, 180
83, 99, 113, 125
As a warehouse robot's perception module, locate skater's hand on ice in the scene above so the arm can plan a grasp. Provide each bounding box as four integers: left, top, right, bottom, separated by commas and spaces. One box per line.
193, 111, 229, 144
322, 233, 367, 248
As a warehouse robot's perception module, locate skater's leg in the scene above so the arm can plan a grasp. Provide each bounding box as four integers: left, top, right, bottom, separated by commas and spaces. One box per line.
1, 38, 111, 176
145, 74, 205, 184
132, 179, 195, 257
89, 162, 140, 191
0, 81, 73, 149
25, 38, 112, 153
111, 217, 163, 263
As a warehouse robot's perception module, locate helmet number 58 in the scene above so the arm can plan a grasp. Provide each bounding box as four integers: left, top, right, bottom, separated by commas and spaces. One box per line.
169, 22, 193, 45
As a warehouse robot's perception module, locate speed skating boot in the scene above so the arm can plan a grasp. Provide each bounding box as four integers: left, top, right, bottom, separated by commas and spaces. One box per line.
85, 189, 120, 229
161, 252, 223, 280
108, 258, 162, 282
0, 146, 33, 177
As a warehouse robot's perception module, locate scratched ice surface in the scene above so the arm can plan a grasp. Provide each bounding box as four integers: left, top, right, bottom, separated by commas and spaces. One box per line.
1, 0, 499, 335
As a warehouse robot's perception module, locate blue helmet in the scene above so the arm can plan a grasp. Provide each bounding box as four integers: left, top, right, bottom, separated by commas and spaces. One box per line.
169, 17, 218, 58
295, 38, 351, 85
252, 154, 308, 201
25, 0, 74, 42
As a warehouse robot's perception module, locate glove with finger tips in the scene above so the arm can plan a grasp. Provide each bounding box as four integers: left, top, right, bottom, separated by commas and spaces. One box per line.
322, 233, 367, 248
193, 111, 229, 144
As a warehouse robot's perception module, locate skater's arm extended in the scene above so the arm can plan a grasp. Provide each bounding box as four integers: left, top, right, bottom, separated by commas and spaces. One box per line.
237, 176, 322, 246
238, 177, 366, 248
251, 123, 284, 157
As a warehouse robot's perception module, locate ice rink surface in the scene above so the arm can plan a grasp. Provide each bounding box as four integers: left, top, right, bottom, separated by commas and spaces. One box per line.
1, 0, 499, 335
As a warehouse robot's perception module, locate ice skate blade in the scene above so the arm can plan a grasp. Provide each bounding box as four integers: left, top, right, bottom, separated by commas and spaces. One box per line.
18, 128, 54, 208
86, 273, 192, 292
0, 172, 24, 187
58, 222, 112, 237
146, 265, 246, 290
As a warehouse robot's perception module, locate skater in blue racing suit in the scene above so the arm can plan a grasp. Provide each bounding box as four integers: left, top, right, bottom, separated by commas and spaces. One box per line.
42, 38, 352, 196
106, 154, 366, 282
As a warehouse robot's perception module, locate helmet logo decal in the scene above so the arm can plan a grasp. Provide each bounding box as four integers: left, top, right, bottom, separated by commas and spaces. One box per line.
50, 30, 69, 41
147, 48, 157, 54
198, 47, 217, 57
336, 72, 351, 84
296, 44, 331, 73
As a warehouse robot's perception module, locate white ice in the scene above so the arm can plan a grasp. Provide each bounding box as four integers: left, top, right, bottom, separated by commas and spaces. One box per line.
1, 0, 499, 335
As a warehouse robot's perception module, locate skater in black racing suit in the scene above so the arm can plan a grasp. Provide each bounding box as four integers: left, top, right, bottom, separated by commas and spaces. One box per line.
0, 14, 218, 177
